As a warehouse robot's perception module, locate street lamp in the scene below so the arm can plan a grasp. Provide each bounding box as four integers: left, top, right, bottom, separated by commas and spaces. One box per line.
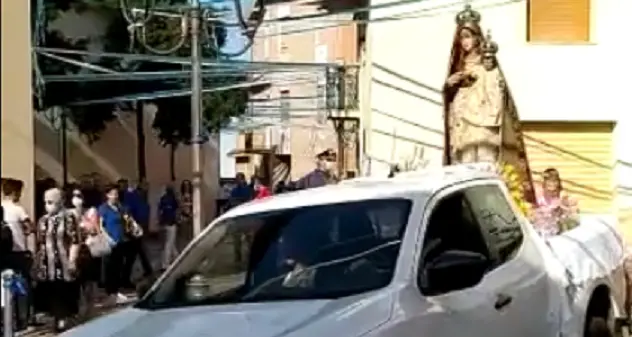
119, 0, 263, 237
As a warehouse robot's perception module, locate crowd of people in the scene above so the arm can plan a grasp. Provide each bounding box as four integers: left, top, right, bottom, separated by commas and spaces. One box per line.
0, 176, 195, 333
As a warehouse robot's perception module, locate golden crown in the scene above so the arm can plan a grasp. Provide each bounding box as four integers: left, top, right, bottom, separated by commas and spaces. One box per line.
455, 4, 481, 27
482, 30, 498, 56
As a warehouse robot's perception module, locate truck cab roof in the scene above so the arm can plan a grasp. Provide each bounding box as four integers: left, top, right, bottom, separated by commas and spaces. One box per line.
221, 163, 501, 219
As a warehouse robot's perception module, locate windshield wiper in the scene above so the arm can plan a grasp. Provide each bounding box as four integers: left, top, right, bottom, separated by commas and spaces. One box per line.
241, 240, 401, 300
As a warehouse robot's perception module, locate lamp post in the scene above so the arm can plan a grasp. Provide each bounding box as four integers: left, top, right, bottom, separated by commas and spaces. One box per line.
189, 1, 204, 237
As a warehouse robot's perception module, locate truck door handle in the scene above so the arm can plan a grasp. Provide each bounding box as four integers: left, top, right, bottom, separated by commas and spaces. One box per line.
494, 294, 513, 311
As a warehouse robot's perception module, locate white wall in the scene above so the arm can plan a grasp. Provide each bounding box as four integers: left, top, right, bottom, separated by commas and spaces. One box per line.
364, 0, 632, 216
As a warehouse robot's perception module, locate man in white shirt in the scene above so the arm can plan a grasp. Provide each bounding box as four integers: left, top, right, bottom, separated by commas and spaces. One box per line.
1, 178, 33, 253
1, 177, 34, 330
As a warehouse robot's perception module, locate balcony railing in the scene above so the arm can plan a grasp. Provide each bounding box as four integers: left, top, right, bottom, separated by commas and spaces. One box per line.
326, 65, 359, 113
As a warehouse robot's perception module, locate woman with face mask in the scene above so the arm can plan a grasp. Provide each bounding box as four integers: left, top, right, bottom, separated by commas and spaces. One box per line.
33, 188, 81, 332
98, 184, 132, 304
68, 188, 100, 318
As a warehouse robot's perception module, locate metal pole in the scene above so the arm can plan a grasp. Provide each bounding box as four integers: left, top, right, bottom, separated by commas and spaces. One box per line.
61, 110, 69, 186
2, 270, 15, 337
190, 0, 204, 237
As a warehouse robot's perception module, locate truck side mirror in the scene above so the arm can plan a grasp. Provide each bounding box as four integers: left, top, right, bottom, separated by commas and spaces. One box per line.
419, 250, 489, 295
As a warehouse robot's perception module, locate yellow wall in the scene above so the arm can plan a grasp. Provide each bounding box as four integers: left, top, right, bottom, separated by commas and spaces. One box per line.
1, 0, 35, 215
523, 122, 614, 214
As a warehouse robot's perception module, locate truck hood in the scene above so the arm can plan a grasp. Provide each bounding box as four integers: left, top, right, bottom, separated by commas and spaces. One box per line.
61, 291, 393, 337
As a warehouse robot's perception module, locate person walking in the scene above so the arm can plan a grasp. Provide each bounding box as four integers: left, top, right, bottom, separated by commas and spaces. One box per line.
33, 188, 81, 332
68, 188, 101, 319
295, 149, 338, 190
253, 178, 271, 199
121, 180, 153, 287
1, 178, 35, 329
98, 185, 130, 304
229, 173, 252, 208
158, 185, 179, 270
178, 180, 193, 248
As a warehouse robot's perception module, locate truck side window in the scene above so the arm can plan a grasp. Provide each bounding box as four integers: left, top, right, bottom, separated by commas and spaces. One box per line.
420, 191, 492, 271
464, 185, 524, 264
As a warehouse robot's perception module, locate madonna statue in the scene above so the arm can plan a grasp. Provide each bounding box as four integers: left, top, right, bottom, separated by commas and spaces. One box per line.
442, 4, 536, 205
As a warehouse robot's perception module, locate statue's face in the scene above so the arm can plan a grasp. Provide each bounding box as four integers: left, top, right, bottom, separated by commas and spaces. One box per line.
459, 28, 478, 53
482, 55, 496, 70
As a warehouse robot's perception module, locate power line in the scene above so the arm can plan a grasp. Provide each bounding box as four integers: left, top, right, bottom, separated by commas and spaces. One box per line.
254, 0, 520, 39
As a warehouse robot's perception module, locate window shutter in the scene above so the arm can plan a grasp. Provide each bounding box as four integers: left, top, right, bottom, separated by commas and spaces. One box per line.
528, 0, 590, 42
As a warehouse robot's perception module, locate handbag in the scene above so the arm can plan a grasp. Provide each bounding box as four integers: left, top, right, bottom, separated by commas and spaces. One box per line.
85, 218, 113, 257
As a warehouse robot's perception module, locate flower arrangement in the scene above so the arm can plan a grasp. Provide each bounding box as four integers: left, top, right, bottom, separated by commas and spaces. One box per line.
498, 162, 532, 217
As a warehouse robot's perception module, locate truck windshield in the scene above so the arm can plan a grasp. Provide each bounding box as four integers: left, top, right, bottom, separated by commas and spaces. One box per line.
137, 198, 412, 309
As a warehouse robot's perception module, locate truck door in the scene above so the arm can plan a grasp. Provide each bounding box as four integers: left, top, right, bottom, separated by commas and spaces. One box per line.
395, 182, 554, 337
395, 185, 514, 337
463, 183, 556, 337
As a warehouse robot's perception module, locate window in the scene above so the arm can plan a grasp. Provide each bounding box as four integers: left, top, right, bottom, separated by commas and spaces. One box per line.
420, 191, 491, 265
244, 132, 253, 149
418, 190, 492, 295
314, 45, 328, 63
137, 199, 412, 309
276, 5, 290, 18
280, 90, 290, 121
316, 82, 326, 117
527, 0, 590, 43
261, 28, 269, 59
464, 185, 524, 263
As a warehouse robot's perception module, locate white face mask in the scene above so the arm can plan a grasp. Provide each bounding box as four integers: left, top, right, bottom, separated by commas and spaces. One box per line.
323, 160, 334, 171
72, 197, 83, 208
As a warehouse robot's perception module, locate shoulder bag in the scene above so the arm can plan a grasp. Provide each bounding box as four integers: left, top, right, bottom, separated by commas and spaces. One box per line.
85, 215, 113, 257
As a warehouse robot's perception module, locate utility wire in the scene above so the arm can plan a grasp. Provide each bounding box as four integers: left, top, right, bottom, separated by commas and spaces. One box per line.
35, 47, 351, 68
254, 0, 520, 39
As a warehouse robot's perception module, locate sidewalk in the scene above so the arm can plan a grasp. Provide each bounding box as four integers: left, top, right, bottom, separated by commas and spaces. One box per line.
19, 233, 168, 337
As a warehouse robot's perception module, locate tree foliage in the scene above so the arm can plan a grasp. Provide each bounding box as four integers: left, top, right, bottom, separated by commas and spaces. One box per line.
33, 0, 124, 142
33, 0, 249, 144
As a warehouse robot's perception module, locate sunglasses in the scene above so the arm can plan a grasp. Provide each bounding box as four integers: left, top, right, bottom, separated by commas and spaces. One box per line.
73, 193, 82, 198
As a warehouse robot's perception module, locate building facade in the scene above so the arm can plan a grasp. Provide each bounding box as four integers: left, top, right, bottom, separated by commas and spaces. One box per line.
362, 0, 632, 234
240, 0, 359, 181
1, 0, 36, 215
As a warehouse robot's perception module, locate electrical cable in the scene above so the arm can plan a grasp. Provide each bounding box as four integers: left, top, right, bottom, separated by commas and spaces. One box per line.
254, 0, 520, 39
35, 47, 350, 68
231, 0, 264, 30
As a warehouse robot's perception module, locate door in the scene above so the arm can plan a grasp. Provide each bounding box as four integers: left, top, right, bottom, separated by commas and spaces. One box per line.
464, 183, 555, 337
395, 182, 554, 337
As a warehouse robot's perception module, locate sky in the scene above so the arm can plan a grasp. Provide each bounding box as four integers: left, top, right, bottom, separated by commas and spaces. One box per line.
203, 0, 254, 61
206, 0, 255, 177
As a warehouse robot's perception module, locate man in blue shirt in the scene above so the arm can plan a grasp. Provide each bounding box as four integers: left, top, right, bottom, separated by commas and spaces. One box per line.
121, 179, 153, 283
229, 173, 252, 208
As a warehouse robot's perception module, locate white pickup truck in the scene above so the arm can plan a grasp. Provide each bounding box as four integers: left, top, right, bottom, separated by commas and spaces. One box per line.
63, 164, 630, 337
